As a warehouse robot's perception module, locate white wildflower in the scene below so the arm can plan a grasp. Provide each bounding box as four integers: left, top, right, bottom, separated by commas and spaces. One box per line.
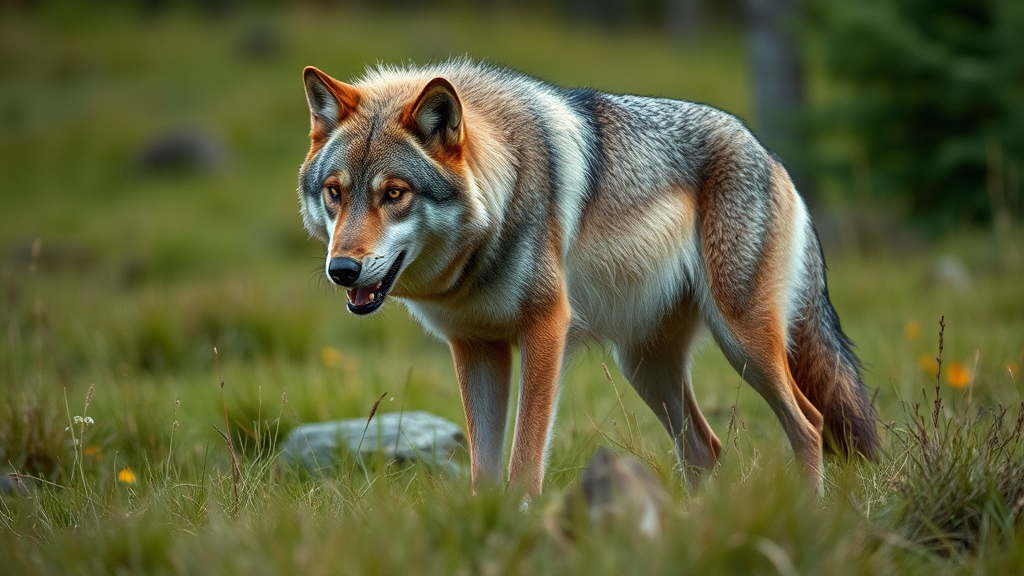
73, 416, 83, 424
84, 416, 94, 425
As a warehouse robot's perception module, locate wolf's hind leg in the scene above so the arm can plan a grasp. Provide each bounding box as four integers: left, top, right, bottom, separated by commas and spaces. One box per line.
708, 321, 824, 482
450, 339, 512, 489
698, 156, 824, 482
615, 305, 720, 488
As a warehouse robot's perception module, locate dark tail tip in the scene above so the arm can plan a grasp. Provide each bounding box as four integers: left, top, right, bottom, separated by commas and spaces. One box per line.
820, 380, 880, 460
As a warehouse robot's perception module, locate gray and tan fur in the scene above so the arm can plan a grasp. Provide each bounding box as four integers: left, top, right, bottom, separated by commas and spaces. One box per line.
297, 58, 878, 495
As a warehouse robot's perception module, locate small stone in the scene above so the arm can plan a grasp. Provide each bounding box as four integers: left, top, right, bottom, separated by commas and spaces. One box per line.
1, 473, 30, 495
925, 255, 973, 292
237, 23, 283, 61
136, 128, 228, 175
278, 411, 466, 473
548, 447, 670, 542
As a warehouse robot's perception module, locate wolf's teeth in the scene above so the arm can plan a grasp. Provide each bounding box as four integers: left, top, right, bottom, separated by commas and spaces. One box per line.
368, 293, 375, 301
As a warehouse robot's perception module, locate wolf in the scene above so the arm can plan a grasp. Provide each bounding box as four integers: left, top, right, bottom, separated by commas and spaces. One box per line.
296, 58, 878, 495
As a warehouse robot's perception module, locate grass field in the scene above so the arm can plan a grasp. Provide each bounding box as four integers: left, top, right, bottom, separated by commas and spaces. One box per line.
2, 6, 1024, 574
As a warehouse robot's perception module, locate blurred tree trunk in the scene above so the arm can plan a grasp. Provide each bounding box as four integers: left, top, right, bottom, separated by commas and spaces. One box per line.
665, 0, 704, 42
742, 0, 814, 205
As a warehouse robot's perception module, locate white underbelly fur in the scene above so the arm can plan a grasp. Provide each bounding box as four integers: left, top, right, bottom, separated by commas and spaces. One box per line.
565, 222, 702, 347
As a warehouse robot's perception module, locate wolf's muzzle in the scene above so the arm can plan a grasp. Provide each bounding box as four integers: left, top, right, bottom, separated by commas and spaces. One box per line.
328, 257, 362, 287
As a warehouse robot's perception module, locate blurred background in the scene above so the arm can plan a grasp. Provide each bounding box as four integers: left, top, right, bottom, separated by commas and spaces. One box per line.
1, 0, 1022, 482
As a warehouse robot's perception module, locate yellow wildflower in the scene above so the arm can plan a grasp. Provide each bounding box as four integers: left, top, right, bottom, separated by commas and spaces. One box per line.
903, 320, 921, 342
946, 361, 971, 388
83, 446, 103, 462
917, 354, 939, 377
117, 468, 137, 484
320, 346, 343, 368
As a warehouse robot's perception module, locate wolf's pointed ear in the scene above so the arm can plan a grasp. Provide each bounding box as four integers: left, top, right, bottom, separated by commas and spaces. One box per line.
303, 66, 359, 139
404, 77, 464, 152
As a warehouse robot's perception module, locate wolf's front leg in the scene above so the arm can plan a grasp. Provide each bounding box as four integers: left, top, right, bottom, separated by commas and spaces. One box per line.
450, 339, 512, 490
508, 292, 571, 496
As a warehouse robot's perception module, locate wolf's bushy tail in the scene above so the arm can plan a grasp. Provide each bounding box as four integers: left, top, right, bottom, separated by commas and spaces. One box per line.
788, 231, 880, 460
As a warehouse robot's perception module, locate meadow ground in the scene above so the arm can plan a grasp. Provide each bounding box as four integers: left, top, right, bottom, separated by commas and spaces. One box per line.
1, 6, 1023, 574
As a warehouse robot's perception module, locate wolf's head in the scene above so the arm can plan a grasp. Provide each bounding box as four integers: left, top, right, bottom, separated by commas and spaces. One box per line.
297, 66, 488, 315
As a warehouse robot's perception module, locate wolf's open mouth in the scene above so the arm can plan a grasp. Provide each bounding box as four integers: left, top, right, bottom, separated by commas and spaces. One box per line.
346, 251, 406, 315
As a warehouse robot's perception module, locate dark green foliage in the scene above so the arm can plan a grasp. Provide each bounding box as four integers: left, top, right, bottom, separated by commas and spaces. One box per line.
808, 0, 1024, 225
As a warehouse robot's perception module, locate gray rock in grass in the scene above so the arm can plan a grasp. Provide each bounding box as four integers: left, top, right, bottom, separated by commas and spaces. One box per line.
136, 128, 228, 175
1, 473, 30, 495
925, 254, 973, 292
278, 411, 466, 473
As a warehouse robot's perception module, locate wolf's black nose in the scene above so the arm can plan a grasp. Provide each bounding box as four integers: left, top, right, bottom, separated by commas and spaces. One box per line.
328, 257, 361, 287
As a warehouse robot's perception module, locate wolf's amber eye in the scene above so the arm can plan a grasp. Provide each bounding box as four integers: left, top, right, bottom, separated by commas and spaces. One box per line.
385, 188, 403, 201
324, 185, 341, 202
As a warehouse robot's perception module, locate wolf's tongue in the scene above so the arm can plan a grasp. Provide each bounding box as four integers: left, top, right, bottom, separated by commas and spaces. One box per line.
348, 285, 378, 307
